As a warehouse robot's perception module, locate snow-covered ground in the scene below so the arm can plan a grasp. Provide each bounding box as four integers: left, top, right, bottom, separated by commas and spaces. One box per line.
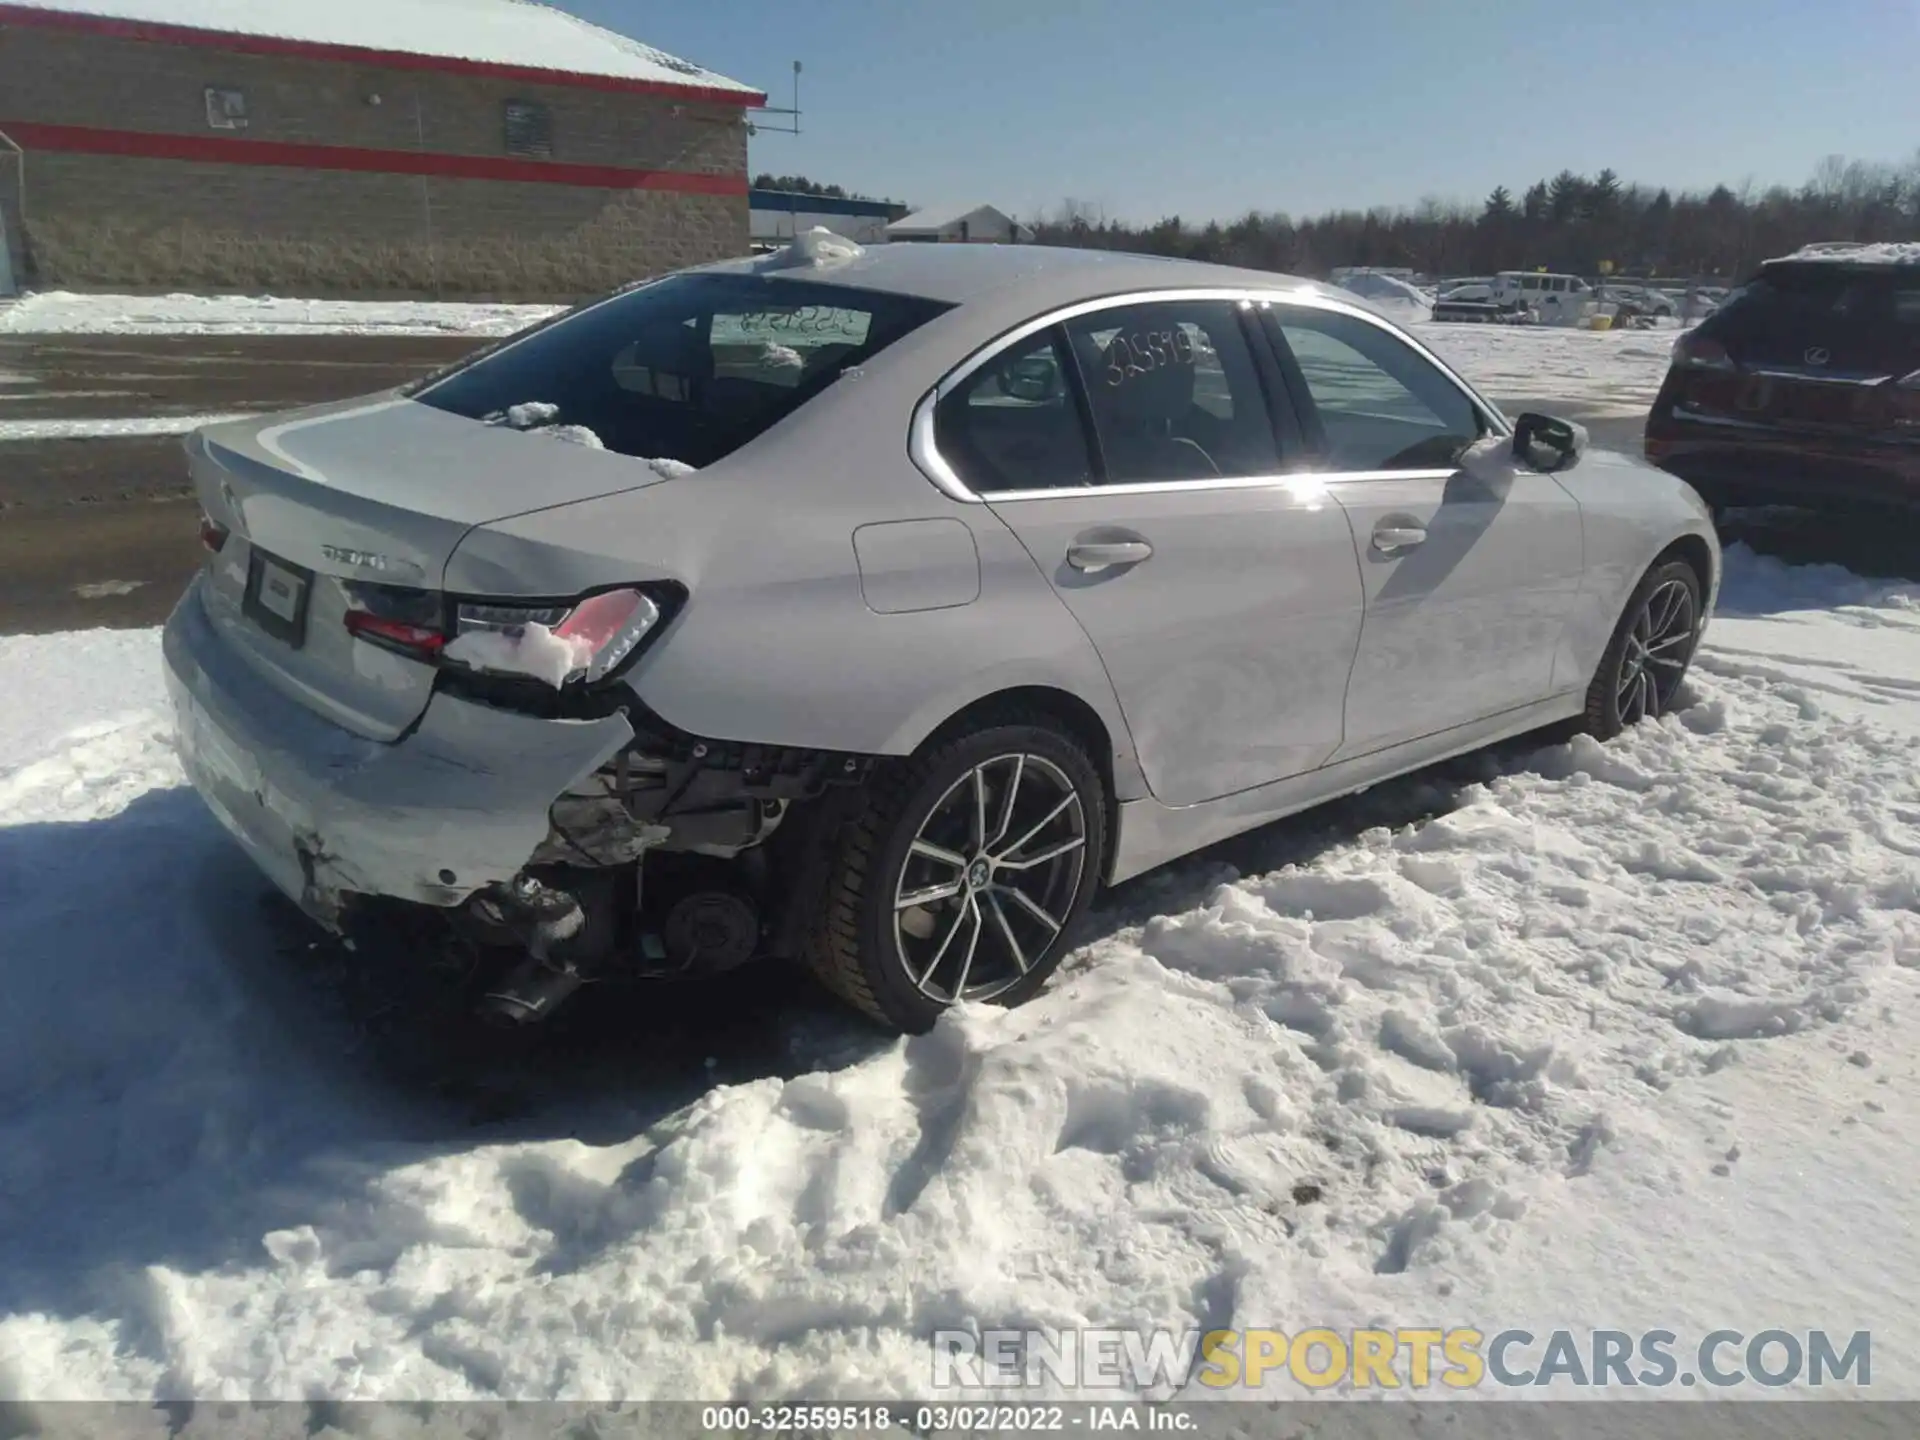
1410, 320, 1681, 418
0, 291, 562, 338
3, 545, 1917, 1404
0, 413, 253, 441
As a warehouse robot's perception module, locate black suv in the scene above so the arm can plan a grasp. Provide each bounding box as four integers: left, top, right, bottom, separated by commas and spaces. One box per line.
1645, 245, 1920, 512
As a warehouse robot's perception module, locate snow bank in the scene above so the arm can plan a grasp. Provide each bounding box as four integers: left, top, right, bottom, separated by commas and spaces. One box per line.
0, 291, 562, 338
4, 547, 1920, 1400
756, 227, 865, 272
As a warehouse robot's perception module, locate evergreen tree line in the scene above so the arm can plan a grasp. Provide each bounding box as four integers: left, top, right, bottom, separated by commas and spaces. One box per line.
1023, 153, 1920, 282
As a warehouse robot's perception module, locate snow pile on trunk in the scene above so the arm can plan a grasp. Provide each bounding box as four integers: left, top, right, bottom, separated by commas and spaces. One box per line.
756, 227, 865, 272
644, 457, 697, 479
3, 549, 1920, 1400
483, 402, 606, 449
486, 401, 561, 429
443, 624, 594, 690
0, 291, 562, 338
530, 426, 604, 448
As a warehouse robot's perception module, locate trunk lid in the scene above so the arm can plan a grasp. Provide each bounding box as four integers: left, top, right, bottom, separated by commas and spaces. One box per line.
189, 395, 673, 741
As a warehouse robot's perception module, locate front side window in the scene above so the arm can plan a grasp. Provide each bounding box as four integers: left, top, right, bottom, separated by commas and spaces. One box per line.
1269, 307, 1484, 471
934, 331, 1093, 493
416, 273, 950, 468
1062, 300, 1281, 484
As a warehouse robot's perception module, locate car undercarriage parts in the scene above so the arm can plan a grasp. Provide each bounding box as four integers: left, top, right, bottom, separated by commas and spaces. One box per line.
659, 887, 761, 973
460, 725, 877, 1022
471, 872, 610, 1025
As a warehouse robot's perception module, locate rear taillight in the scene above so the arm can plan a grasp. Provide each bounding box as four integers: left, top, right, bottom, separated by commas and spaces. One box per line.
1672, 334, 1737, 371
344, 611, 447, 655
340, 582, 670, 689
343, 581, 448, 660
445, 588, 664, 688
199, 516, 230, 553
546, 589, 662, 683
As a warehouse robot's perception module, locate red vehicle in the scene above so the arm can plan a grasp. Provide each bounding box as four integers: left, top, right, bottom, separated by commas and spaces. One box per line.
1645, 245, 1920, 512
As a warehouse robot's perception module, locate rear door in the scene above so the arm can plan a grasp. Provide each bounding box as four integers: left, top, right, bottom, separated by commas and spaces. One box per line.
941, 294, 1365, 807
1262, 301, 1584, 760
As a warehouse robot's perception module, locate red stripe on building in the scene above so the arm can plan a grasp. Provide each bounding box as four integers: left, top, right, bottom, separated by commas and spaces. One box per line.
0, 4, 768, 106
0, 120, 749, 194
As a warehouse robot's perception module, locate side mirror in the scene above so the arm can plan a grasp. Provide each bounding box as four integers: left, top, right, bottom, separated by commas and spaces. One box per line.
1513, 411, 1588, 472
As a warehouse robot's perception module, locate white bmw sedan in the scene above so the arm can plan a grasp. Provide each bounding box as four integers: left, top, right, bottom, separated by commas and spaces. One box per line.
162, 237, 1718, 1033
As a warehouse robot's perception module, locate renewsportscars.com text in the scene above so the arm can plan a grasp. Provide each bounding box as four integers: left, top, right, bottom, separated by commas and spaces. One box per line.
932, 1326, 1872, 1392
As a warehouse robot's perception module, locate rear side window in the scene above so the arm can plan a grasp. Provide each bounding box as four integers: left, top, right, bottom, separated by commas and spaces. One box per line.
1063, 300, 1282, 484
416, 273, 950, 468
1267, 307, 1485, 471
933, 331, 1094, 493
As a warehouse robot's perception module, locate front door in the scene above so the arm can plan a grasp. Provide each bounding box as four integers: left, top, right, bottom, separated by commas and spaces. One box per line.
933, 297, 1365, 807
1264, 302, 1585, 760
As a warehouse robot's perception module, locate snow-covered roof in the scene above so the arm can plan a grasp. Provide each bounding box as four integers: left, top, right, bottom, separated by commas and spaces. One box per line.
888, 204, 1019, 235
3, 0, 763, 101
1774, 241, 1920, 268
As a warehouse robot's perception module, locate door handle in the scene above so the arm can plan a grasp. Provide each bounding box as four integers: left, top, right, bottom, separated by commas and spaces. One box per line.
1066, 539, 1153, 572
1371, 524, 1427, 555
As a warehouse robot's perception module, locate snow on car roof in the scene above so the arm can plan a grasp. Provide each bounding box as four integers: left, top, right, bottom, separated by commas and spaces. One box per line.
1772, 241, 1920, 268
6, 0, 762, 98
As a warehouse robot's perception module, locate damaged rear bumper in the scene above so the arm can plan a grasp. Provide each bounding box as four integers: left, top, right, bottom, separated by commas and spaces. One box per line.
163, 579, 634, 923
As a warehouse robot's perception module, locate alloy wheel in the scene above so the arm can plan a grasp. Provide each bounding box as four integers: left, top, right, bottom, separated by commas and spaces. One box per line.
891, 752, 1088, 1004
1617, 577, 1697, 723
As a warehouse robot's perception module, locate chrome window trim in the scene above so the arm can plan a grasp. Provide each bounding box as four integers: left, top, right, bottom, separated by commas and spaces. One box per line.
980, 468, 1458, 505
908, 284, 1510, 503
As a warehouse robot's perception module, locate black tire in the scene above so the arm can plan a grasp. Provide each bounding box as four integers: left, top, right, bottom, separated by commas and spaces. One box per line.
806, 716, 1108, 1033
1581, 557, 1703, 739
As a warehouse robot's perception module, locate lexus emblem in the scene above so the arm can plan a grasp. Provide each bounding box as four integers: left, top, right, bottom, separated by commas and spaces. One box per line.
1804, 346, 1831, 366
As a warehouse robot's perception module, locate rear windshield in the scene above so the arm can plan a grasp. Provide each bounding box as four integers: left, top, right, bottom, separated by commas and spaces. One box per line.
1706, 264, 1920, 361
414, 273, 951, 468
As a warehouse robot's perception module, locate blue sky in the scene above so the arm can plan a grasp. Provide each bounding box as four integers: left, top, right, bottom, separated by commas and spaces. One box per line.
573, 0, 1920, 224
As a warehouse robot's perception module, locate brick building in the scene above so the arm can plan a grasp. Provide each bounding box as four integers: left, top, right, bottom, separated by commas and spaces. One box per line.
0, 0, 764, 296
